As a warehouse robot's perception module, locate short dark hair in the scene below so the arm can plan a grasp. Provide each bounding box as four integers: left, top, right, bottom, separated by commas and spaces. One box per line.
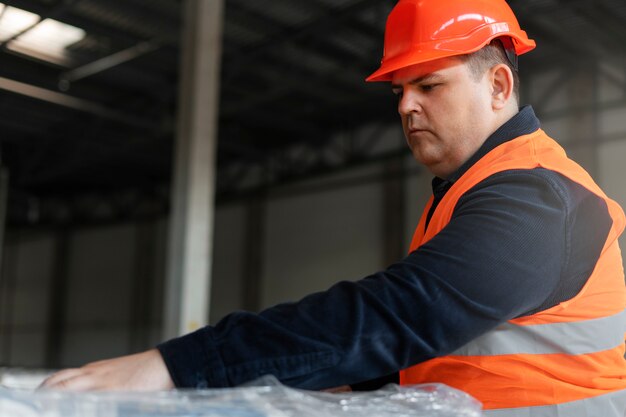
459, 39, 520, 103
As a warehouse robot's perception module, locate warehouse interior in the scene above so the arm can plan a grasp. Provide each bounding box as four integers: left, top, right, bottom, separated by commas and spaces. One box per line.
1, 0, 626, 372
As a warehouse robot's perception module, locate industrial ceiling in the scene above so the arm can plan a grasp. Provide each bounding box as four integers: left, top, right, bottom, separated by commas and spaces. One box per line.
1, 0, 626, 226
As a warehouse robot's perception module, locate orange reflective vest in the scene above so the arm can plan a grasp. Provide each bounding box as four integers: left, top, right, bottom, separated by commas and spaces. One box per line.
401, 129, 626, 416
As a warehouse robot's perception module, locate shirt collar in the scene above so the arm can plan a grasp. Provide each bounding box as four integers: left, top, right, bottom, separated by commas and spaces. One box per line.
431, 105, 541, 192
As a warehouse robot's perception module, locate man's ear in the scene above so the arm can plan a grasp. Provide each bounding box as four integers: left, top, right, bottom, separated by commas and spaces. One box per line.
490, 64, 514, 110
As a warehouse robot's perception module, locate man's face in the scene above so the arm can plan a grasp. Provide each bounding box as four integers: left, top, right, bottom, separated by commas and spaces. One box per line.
391, 57, 496, 178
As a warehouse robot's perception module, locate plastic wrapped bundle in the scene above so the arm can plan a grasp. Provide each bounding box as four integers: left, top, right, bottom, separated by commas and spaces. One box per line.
0, 375, 482, 417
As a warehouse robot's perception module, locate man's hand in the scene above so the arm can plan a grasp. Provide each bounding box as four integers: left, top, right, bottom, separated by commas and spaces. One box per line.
39, 349, 175, 392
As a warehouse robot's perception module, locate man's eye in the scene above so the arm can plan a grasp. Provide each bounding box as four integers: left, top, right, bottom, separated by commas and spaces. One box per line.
420, 83, 439, 92
392, 90, 403, 99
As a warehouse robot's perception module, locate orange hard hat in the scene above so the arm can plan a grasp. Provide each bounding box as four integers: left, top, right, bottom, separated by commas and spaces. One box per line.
366, 0, 536, 82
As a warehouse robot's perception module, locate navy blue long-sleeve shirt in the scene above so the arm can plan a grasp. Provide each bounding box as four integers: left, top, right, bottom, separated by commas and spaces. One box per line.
158, 106, 612, 390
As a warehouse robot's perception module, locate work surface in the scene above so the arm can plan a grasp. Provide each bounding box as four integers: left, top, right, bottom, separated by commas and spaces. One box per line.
0, 370, 482, 417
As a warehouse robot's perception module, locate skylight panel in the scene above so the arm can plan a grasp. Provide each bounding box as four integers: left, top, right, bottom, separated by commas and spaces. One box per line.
0, 3, 86, 66
0, 4, 40, 41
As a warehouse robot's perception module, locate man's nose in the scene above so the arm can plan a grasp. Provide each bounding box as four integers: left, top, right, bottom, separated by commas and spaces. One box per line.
398, 90, 422, 116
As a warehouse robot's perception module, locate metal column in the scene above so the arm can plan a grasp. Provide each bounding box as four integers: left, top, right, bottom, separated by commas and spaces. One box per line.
163, 0, 224, 339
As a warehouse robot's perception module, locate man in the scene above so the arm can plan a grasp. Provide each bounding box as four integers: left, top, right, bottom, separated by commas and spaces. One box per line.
43, 0, 626, 414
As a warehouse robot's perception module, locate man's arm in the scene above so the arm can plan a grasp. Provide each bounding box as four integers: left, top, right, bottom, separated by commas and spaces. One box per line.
42, 169, 611, 391
157, 169, 611, 390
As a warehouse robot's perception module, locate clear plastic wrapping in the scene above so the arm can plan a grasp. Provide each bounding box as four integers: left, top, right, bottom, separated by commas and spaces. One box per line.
0, 372, 482, 417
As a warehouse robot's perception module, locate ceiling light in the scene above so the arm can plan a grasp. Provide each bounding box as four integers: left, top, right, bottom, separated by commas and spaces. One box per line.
0, 4, 40, 41
0, 3, 86, 66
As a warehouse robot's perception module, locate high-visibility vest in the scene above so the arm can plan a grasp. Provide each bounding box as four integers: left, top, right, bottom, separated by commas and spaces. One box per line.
401, 129, 626, 416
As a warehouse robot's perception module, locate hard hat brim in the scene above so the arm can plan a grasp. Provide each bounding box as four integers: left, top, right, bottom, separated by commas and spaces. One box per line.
365, 49, 468, 82
366, 29, 536, 82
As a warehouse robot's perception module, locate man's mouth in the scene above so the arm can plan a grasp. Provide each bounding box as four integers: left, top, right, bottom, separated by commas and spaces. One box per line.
408, 128, 428, 135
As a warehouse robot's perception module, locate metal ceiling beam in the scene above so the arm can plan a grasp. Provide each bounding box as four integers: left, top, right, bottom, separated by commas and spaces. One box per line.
306, 0, 388, 39
3, 0, 178, 47
221, 40, 386, 118
0, 76, 154, 130
537, 96, 626, 122
222, 111, 328, 144
224, 0, 382, 84
513, 1, 625, 66
555, 0, 626, 55
0, 49, 171, 110
221, 68, 356, 117
60, 39, 161, 84
68, 0, 180, 39
226, 5, 368, 71
532, 68, 577, 116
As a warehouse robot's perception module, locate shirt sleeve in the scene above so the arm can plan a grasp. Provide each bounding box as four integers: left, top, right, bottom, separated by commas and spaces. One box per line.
157, 168, 611, 390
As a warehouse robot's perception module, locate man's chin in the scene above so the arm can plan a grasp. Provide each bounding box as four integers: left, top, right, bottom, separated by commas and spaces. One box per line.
411, 154, 450, 178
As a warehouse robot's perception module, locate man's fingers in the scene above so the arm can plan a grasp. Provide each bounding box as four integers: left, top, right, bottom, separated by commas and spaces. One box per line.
43, 369, 80, 387
39, 368, 82, 389
48, 373, 99, 392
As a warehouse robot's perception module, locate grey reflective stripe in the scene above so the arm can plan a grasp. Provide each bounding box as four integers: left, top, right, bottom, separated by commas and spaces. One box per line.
452, 309, 626, 356
484, 389, 626, 417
